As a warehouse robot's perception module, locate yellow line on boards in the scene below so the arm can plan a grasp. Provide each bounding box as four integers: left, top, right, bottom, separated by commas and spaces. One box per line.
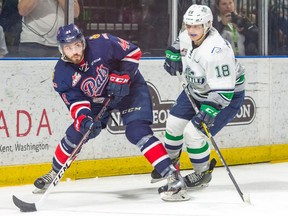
1, 144, 288, 187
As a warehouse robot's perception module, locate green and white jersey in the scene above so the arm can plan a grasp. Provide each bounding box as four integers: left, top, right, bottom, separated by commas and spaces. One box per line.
178, 27, 245, 109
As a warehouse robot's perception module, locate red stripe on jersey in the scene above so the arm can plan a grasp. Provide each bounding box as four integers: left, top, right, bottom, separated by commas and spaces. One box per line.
143, 141, 168, 165
70, 101, 91, 119
74, 114, 86, 132
125, 48, 142, 61
54, 143, 70, 165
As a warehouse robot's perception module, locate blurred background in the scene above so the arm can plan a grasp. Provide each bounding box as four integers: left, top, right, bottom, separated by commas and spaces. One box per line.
0, 0, 287, 57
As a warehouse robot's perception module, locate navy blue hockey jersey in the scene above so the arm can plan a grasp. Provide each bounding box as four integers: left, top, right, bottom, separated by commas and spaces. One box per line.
52, 33, 142, 120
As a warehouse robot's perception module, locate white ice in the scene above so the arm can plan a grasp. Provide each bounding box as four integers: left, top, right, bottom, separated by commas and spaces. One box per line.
1, 162, 288, 216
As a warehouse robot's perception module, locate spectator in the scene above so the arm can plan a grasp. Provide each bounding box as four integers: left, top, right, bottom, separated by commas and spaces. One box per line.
0, 0, 22, 57
139, 0, 169, 56
213, 0, 259, 55
18, 0, 80, 57
0, 25, 8, 57
268, 0, 288, 55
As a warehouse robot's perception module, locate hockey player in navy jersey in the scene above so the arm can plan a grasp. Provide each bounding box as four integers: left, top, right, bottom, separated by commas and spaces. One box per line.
151, 5, 245, 189
33, 24, 189, 201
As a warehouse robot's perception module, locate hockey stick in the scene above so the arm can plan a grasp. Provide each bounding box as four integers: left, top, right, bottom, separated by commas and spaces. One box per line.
12, 98, 111, 212
176, 72, 251, 204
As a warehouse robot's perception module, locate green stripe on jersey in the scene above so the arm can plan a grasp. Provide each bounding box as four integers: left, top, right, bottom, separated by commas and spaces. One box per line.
219, 92, 234, 101
236, 74, 245, 85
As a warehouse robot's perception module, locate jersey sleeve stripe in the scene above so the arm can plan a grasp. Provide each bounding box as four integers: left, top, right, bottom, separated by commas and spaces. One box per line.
122, 48, 142, 63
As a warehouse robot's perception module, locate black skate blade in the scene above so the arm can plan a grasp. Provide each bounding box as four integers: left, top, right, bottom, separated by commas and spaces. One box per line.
12, 195, 37, 212
209, 158, 217, 171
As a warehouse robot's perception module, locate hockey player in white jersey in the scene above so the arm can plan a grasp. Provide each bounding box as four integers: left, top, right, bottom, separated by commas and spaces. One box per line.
156, 4, 245, 194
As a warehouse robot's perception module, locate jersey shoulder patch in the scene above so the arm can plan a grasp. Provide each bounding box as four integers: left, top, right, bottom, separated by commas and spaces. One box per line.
89, 34, 101, 40
201, 33, 235, 62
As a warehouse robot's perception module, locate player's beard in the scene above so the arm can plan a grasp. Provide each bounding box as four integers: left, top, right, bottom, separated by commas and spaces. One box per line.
67, 53, 83, 64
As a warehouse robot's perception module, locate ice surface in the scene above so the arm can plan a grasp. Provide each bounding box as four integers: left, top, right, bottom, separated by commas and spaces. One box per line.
1, 162, 288, 216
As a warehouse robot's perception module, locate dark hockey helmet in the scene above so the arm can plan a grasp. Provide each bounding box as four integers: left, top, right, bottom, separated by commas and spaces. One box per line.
57, 23, 86, 55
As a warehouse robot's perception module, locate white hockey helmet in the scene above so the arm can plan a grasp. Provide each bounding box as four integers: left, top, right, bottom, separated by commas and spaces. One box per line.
183, 4, 213, 34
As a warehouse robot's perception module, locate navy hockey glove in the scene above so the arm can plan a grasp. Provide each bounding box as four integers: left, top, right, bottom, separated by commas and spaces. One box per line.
163, 46, 183, 76
192, 104, 220, 133
74, 115, 102, 139
106, 73, 130, 105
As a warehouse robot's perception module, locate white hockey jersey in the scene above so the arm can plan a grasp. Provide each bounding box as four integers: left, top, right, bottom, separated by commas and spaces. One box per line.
178, 27, 245, 109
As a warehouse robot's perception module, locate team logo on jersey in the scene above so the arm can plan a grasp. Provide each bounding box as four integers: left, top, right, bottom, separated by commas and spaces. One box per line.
89, 34, 100, 40
117, 38, 130, 51
181, 48, 188, 57
72, 72, 82, 87
81, 64, 109, 97
185, 67, 206, 85
211, 47, 222, 54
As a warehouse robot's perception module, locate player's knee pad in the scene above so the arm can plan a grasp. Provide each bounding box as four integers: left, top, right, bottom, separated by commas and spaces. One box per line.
65, 123, 87, 146
183, 121, 210, 171
125, 120, 153, 145
166, 114, 189, 138
165, 115, 189, 157
183, 121, 206, 149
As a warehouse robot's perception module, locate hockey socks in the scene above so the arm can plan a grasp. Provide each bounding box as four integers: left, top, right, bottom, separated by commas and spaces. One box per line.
140, 136, 172, 177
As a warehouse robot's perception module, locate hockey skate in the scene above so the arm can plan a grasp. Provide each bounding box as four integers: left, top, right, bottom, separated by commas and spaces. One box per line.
32, 169, 57, 194
158, 169, 190, 201
151, 157, 180, 183
184, 158, 217, 189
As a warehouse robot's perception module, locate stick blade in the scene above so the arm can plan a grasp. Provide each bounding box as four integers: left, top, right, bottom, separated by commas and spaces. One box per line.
243, 193, 252, 205
12, 195, 37, 212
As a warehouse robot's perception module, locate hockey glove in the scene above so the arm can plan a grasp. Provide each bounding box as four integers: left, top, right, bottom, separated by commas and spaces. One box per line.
163, 46, 183, 76
106, 73, 130, 106
192, 104, 220, 133
74, 115, 102, 139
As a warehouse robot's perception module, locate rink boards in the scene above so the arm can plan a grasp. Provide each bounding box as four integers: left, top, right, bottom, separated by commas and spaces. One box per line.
1, 57, 288, 186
